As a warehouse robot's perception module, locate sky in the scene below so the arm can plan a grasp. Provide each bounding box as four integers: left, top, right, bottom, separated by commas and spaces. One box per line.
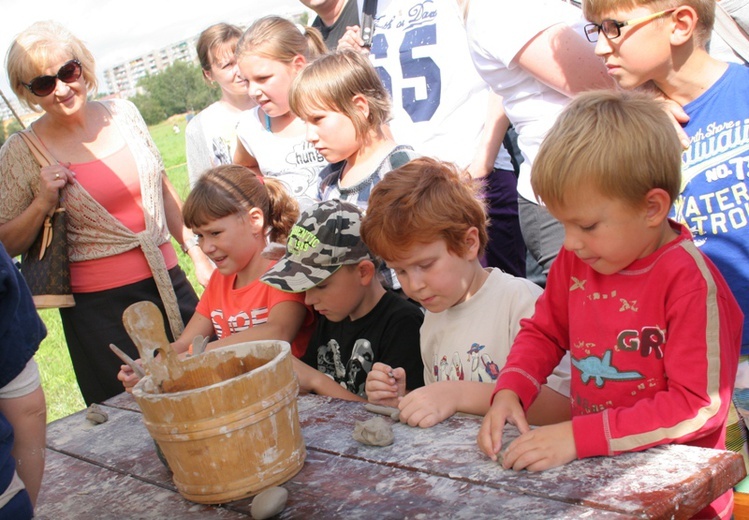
0, 0, 312, 107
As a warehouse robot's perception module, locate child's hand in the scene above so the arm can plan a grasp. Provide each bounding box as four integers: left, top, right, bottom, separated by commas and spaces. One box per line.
501, 421, 576, 472
365, 362, 405, 407
477, 389, 529, 461
117, 361, 142, 393
398, 382, 458, 428
637, 81, 690, 149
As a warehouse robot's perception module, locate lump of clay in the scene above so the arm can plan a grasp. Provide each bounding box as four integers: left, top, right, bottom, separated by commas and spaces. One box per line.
251, 486, 288, 520
85, 403, 108, 425
352, 416, 394, 446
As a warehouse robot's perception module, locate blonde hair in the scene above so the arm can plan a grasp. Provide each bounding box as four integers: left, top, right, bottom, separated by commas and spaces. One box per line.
583, 0, 715, 46
6, 21, 98, 111
289, 49, 392, 142
235, 16, 326, 64
361, 157, 488, 262
195, 23, 242, 85
183, 165, 299, 244
531, 90, 682, 210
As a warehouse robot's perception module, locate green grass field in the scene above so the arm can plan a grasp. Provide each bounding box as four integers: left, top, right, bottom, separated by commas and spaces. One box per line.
37, 113, 200, 422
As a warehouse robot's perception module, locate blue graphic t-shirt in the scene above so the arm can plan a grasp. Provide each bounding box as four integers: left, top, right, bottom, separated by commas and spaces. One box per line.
673, 63, 749, 352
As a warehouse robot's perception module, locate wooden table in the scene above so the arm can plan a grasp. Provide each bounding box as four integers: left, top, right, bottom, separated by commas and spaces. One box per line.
36, 393, 745, 519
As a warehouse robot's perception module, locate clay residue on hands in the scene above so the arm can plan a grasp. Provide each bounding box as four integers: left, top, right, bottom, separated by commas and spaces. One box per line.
352, 416, 394, 446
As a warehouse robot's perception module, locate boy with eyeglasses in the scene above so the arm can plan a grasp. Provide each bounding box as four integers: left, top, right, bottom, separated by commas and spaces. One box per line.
581, 0, 749, 492
478, 90, 743, 519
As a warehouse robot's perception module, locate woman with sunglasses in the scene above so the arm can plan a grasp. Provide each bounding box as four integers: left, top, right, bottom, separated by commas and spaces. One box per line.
0, 21, 213, 406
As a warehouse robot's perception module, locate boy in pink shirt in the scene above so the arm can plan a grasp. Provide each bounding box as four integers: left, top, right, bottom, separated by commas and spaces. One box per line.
478, 90, 742, 519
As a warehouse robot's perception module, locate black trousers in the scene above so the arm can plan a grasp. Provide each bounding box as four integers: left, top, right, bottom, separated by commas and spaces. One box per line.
60, 267, 198, 405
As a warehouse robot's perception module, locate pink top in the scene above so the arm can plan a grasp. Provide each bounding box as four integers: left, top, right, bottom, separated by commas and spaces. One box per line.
68, 145, 178, 292
493, 222, 742, 518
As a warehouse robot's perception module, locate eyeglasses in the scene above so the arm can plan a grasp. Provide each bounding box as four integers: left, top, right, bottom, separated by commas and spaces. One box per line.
23, 59, 83, 97
584, 8, 676, 43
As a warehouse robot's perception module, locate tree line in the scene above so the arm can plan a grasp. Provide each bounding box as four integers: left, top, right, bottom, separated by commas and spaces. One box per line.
130, 60, 221, 125
0, 120, 23, 148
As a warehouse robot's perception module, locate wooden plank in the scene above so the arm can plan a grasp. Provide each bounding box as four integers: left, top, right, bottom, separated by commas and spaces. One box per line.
228, 450, 634, 519
297, 395, 746, 519
35, 451, 246, 519
102, 391, 140, 413
43, 403, 631, 519
64, 392, 743, 519
46, 406, 174, 489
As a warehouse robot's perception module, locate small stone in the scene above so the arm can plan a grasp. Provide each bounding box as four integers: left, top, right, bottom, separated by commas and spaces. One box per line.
85, 404, 108, 425
251, 486, 288, 519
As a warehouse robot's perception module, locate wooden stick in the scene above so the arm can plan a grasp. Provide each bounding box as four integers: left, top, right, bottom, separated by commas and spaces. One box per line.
109, 343, 146, 379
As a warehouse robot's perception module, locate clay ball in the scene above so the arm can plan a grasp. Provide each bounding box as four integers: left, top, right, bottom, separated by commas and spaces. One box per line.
251, 486, 288, 519
352, 416, 394, 446
85, 404, 108, 425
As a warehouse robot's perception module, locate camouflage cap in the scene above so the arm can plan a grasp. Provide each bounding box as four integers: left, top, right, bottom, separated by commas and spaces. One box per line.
260, 199, 372, 293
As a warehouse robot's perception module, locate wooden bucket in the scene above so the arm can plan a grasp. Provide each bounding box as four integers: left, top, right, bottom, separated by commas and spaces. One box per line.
131, 340, 306, 504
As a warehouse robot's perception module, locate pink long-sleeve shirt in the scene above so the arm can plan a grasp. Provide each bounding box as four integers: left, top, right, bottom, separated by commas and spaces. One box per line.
494, 222, 743, 519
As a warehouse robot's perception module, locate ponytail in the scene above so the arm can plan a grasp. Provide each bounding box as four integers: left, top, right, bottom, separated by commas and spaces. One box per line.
262, 177, 299, 243
300, 25, 327, 60
236, 15, 327, 64
183, 165, 299, 244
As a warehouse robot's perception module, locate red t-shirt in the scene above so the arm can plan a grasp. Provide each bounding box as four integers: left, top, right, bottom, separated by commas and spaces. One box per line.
196, 267, 314, 358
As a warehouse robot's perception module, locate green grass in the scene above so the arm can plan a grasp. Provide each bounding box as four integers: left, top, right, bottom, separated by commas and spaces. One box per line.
37, 113, 200, 423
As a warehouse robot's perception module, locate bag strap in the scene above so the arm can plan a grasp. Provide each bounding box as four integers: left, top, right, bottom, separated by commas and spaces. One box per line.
19, 128, 63, 259
18, 128, 58, 168
714, 2, 749, 63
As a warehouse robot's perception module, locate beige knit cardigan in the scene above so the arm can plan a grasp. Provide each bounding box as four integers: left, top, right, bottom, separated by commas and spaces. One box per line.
0, 99, 184, 338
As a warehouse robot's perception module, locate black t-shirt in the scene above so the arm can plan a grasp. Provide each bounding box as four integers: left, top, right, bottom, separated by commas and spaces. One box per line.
303, 290, 424, 397
311, 0, 360, 51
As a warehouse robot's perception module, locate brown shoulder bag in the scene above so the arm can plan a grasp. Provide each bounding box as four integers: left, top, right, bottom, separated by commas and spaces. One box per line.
18, 130, 75, 309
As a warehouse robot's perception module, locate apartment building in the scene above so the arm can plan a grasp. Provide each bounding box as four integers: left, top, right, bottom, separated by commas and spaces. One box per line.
103, 37, 200, 99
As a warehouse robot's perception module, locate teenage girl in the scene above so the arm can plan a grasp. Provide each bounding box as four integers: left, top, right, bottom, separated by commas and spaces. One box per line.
185, 23, 256, 188
233, 16, 328, 210
118, 164, 316, 390
289, 49, 418, 211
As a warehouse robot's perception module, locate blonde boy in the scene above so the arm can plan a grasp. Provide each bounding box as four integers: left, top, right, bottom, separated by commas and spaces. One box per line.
362, 157, 571, 428
583, 0, 749, 487
479, 90, 742, 519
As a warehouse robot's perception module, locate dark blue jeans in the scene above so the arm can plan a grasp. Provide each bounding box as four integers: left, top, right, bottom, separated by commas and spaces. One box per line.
481, 168, 526, 278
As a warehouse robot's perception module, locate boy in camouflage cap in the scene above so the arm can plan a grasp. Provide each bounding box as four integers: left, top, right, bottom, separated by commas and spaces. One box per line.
261, 200, 372, 293
262, 200, 424, 400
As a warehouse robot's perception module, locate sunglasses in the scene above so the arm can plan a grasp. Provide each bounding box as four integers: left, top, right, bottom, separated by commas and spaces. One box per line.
23, 59, 83, 97
584, 8, 676, 43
